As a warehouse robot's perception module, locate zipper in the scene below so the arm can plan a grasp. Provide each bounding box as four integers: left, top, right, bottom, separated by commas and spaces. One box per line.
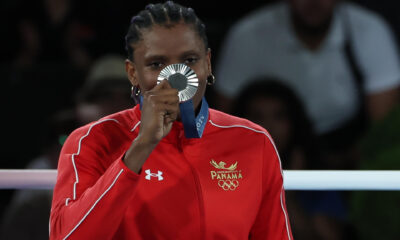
185, 159, 206, 240
177, 126, 206, 240
180, 133, 205, 239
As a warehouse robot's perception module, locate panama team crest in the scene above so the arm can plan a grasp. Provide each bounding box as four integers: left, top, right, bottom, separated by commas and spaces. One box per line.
210, 159, 243, 191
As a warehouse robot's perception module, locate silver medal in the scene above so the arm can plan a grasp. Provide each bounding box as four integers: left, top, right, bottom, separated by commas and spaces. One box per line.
157, 63, 199, 102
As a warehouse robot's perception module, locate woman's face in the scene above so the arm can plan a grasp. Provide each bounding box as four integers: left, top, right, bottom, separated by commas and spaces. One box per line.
126, 22, 211, 110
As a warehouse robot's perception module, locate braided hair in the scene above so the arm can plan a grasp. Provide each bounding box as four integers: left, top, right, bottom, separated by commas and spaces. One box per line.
125, 1, 209, 61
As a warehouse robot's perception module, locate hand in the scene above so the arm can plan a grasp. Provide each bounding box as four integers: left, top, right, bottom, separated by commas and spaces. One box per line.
139, 79, 180, 144
123, 80, 179, 173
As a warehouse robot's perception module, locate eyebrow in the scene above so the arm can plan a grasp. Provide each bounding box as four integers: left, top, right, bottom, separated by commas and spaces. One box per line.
144, 54, 168, 62
180, 50, 201, 57
144, 50, 202, 62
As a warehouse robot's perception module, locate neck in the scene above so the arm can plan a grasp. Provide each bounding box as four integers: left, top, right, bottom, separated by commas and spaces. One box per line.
194, 98, 203, 116
290, 11, 332, 51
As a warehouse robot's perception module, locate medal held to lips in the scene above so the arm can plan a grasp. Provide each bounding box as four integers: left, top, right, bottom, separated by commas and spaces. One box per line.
156, 63, 208, 139
157, 63, 199, 102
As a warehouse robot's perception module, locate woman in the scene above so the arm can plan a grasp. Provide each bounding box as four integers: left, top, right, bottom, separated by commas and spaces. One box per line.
50, 2, 292, 239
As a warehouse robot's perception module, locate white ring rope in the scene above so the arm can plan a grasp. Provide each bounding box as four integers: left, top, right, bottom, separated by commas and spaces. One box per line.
0, 170, 57, 190
0, 170, 400, 190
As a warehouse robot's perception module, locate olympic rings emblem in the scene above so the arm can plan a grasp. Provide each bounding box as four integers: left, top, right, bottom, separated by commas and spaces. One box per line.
218, 180, 239, 191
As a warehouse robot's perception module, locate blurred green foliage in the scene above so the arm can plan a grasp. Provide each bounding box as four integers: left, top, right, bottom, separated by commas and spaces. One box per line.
350, 106, 400, 240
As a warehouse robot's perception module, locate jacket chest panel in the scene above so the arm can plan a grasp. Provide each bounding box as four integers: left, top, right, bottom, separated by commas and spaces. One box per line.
194, 143, 263, 237
122, 137, 264, 238
124, 146, 202, 238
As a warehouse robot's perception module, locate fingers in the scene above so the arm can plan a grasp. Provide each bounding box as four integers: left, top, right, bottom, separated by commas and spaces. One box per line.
145, 89, 179, 100
144, 80, 179, 106
145, 79, 178, 99
142, 79, 180, 122
152, 79, 172, 91
145, 94, 179, 107
138, 79, 180, 143
158, 103, 179, 123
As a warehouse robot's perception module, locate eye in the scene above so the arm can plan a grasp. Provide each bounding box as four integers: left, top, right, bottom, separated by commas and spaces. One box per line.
148, 62, 164, 69
184, 57, 198, 65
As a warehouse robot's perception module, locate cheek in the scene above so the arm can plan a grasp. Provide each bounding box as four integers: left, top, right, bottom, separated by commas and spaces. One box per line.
138, 70, 159, 91
197, 73, 207, 93
194, 62, 208, 89
195, 71, 207, 101
188, 63, 208, 108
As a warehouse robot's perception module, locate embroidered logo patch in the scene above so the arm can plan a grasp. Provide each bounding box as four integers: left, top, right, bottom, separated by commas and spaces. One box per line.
210, 160, 242, 191
145, 169, 164, 181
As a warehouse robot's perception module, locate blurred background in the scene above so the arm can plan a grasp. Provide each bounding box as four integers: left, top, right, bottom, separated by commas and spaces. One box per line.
1, 0, 400, 239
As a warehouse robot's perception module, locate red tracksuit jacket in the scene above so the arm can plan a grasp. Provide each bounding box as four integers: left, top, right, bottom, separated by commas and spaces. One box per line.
50, 105, 293, 239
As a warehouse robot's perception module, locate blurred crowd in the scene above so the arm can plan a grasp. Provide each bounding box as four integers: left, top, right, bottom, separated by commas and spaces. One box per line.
1, 0, 400, 239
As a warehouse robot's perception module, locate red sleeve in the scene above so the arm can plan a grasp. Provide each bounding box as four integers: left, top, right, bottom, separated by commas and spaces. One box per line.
250, 135, 293, 240
50, 121, 140, 240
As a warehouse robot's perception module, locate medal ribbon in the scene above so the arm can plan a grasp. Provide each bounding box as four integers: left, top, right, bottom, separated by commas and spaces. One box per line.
179, 97, 208, 138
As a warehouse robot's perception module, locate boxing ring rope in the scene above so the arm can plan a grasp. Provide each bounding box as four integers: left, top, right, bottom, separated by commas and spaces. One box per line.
1, 170, 400, 190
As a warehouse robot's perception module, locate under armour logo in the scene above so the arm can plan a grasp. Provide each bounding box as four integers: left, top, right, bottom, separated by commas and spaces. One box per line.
145, 169, 164, 181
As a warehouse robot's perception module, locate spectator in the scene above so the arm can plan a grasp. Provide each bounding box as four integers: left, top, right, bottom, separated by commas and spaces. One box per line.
234, 79, 348, 239
75, 54, 133, 124
0, 110, 78, 240
215, 0, 400, 169
2, 0, 94, 170
11, 0, 93, 69
0, 54, 133, 240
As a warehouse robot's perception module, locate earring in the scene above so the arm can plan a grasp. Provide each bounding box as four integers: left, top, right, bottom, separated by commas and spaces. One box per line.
131, 86, 141, 97
207, 74, 216, 86
131, 86, 141, 104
